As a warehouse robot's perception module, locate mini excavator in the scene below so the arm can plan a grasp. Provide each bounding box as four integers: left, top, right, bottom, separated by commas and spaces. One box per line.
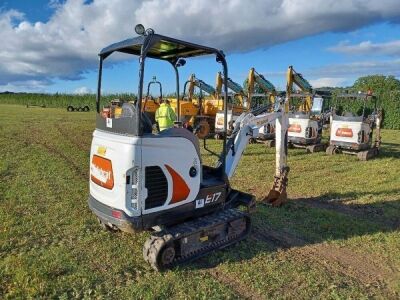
183, 74, 222, 138
326, 92, 382, 160
247, 68, 279, 146
286, 66, 327, 152
88, 25, 289, 271
214, 72, 248, 138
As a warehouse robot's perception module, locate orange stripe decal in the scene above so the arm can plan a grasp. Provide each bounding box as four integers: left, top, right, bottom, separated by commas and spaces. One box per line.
165, 165, 190, 204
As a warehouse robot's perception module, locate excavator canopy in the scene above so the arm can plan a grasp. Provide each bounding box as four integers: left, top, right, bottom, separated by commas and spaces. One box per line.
99, 34, 221, 61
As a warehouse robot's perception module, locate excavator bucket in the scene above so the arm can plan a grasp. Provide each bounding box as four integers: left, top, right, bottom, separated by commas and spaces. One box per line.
262, 189, 287, 207
262, 166, 289, 207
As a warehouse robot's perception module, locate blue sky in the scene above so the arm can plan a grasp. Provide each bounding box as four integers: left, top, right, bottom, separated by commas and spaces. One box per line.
1, 0, 400, 94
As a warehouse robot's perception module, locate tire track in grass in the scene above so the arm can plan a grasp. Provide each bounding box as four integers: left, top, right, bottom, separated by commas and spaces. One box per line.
293, 198, 400, 230
202, 268, 266, 300
1, 129, 88, 180
251, 224, 307, 249
54, 122, 92, 152
287, 244, 399, 297
251, 221, 397, 292
193, 225, 306, 300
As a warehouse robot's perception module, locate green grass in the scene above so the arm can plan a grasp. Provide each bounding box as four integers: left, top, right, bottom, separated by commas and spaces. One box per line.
1, 104, 399, 299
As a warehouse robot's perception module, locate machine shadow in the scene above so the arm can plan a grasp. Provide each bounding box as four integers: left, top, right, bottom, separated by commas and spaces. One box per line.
378, 142, 400, 159
179, 190, 400, 271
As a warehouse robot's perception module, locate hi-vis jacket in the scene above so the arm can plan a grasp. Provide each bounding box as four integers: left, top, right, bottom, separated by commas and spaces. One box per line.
155, 103, 176, 131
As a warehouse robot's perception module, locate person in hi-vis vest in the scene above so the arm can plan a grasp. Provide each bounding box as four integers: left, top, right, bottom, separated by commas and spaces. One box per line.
155, 99, 176, 131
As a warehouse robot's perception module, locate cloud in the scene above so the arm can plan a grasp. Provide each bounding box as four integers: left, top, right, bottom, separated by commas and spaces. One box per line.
74, 86, 92, 94
1, 0, 400, 91
309, 77, 347, 88
0, 79, 51, 93
329, 40, 400, 56
309, 59, 400, 77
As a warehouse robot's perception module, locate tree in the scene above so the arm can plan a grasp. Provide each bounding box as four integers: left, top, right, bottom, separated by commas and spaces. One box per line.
352, 74, 400, 129
353, 75, 400, 95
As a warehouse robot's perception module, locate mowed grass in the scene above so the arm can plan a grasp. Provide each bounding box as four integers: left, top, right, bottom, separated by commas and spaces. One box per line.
0, 104, 399, 299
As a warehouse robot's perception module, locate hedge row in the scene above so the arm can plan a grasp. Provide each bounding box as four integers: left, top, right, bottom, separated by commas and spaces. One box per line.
0, 93, 136, 111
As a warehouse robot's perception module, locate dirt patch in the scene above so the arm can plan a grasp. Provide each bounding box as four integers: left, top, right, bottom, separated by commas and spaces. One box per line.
204, 268, 266, 300
252, 224, 307, 249
251, 222, 398, 291
286, 243, 398, 289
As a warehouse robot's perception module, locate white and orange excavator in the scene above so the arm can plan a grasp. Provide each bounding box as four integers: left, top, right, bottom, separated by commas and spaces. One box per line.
88, 25, 289, 271
286, 66, 327, 153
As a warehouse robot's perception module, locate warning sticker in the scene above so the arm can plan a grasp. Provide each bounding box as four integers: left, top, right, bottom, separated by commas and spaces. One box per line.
106, 118, 113, 128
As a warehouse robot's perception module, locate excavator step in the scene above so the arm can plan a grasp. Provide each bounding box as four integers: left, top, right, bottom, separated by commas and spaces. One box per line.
143, 209, 251, 271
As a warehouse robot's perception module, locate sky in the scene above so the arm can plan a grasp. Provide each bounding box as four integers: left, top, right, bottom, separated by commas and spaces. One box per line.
0, 0, 400, 94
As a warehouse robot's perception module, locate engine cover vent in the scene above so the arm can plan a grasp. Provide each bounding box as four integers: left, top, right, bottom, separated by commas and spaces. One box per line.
145, 166, 168, 209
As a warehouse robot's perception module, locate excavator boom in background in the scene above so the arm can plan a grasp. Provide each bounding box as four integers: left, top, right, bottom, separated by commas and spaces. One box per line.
247, 68, 279, 146
183, 74, 222, 138
214, 72, 248, 137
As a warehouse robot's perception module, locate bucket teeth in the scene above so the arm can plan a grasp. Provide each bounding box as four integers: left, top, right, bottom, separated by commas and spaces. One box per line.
262, 167, 289, 207
263, 190, 287, 207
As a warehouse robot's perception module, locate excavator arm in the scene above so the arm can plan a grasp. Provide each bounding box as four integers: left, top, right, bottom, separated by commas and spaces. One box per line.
186, 74, 216, 100
248, 68, 277, 108
223, 97, 289, 206
216, 72, 248, 108
287, 66, 313, 112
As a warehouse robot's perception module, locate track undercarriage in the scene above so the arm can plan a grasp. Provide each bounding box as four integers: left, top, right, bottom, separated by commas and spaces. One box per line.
143, 209, 251, 271
289, 142, 327, 153
326, 145, 379, 161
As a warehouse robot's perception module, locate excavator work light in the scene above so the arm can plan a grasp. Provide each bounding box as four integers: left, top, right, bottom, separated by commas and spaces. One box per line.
135, 24, 145, 35
175, 58, 186, 67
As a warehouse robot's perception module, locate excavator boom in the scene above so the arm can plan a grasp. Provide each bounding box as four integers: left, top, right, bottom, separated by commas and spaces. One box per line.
286, 66, 313, 112
248, 68, 277, 96
224, 97, 289, 205
187, 74, 216, 98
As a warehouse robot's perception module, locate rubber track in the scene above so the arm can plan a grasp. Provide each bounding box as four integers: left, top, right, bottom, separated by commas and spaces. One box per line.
143, 209, 251, 271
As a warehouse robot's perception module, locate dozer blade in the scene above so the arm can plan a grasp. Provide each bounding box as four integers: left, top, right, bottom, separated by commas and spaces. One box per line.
262, 189, 287, 207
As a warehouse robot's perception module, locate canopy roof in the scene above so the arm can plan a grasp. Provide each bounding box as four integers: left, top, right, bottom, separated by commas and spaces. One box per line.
99, 34, 221, 61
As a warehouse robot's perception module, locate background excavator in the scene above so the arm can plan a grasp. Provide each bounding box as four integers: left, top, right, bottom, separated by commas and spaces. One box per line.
326, 91, 382, 160
214, 72, 248, 138
183, 74, 222, 138
89, 25, 289, 271
286, 66, 327, 153
247, 67, 279, 146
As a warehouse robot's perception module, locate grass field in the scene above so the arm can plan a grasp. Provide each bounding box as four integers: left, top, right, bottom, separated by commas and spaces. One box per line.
0, 104, 399, 299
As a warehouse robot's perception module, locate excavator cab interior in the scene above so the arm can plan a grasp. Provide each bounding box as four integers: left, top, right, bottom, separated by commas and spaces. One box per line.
334, 92, 377, 121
